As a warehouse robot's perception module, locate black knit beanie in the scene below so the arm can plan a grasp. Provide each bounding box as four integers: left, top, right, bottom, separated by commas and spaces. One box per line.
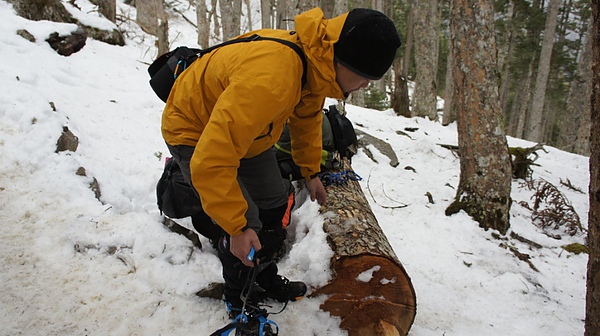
334, 8, 402, 80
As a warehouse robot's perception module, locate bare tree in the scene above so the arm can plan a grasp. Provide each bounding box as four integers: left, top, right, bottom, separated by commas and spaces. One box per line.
277, 0, 291, 29
513, 58, 535, 138
211, 0, 220, 38
333, 0, 348, 16
525, 0, 561, 143
353, 0, 369, 8
563, 19, 593, 156
298, 0, 319, 14
261, 0, 272, 28
585, 3, 599, 335
244, 0, 253, 32
157, 16, 169, 55
346, 0, 370, 107
392, 0, 413, 117
412, 0, 439, 120
98, 0, 116, 23
446, 0, 512, 235
137, 0, 166, 36
441, 39, 454, 126
320, 0, 334, 18
498, 0, 516, 122
370, 0, 387, 94
196, 0, 209, 47
220, 0, 242, 40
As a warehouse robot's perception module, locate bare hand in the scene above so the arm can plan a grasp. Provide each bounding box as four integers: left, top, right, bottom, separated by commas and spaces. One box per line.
229, 229, 261, 267
306, 176, 327, 205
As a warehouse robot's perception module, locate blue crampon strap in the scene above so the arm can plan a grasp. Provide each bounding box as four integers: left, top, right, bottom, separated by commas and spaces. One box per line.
213, 311, 279, 336
258, 315, 279, 335
211, 258, 279, 336
318, 170, 362, 186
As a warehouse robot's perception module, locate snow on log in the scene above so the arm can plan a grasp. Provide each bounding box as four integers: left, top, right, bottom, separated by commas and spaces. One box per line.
312, 158, 417, 336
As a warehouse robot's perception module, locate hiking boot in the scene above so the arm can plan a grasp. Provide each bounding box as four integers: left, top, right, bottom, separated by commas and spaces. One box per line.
223, 291, 261, 319
264, 275, 307, 302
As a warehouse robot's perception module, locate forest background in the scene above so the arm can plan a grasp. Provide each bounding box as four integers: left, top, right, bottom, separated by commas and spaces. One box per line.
129, 0, 594, 157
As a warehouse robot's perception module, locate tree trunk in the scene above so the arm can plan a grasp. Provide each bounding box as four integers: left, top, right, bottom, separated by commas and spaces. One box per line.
392, 0, 413, 118
514, 57, 535, 139
157, 17, 169, 56
412, 0, 439, 120
353, 0, 369, 8
210, 0, 220, 39
320, 0, 335, 18
196, 0, 209, 48
556, 0, 571, 45
7, 0, 72, 22
499, 0, 516, 126
244, 0, 252, 32
566, 19, 593, 156
137, 0, 163, 35
585, 3, 599, 335
442, 34, 454, 126
98, 0, 116, 22
296, 0, 318, 15
349, 89, 365, 107
333, 0, 348, 16
233, 0, 243, 36
220, 0, 242, 40
261, 0, 272, 28
370, 0, 388, 95
276, 0, 290, 30
446, 0, 512, 235
392, 59, 411, 117
313, 157, 417, 336
496, 0, 514, 72
525, 0, 560, 143
220, 0, 233, 39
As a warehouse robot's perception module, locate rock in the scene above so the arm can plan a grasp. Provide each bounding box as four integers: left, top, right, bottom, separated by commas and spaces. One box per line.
16, 29, 35, 42
55, 126, 78, 153
45, 26, 87, 56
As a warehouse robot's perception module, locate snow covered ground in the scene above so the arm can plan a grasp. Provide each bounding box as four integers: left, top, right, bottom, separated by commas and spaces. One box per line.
0, 1, 589, 335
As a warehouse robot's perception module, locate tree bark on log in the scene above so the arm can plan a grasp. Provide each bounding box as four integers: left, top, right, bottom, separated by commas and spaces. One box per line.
312, 158, 417, 336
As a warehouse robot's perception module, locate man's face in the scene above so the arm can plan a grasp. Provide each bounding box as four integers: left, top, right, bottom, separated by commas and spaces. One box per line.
335, 62, 371, 97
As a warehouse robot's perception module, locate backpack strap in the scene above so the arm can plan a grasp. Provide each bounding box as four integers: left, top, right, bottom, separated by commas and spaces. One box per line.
199, 34, 307, 87
149, 34, 307, 102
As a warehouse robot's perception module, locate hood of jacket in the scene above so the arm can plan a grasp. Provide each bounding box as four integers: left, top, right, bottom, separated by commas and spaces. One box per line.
295, 8, 347, 100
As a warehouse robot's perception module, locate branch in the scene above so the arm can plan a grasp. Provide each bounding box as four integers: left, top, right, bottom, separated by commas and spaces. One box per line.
366, 169, 409, 209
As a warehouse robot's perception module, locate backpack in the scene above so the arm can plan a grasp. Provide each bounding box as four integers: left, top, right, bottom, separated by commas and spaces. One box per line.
274, 105, 357, 181
156, 157, 203, 219
325, 104, 358, 160
148, 33, 307, 102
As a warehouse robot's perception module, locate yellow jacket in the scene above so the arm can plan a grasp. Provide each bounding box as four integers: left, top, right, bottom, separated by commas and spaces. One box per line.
161, 8, 346, 236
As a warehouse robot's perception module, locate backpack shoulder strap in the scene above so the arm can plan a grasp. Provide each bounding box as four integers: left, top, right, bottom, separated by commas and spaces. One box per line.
200, 34, 307, 87
149, 34, 308, 102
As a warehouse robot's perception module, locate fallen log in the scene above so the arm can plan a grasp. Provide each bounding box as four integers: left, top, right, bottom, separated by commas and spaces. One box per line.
438, 143, 548, 179
312, 157, 417, 336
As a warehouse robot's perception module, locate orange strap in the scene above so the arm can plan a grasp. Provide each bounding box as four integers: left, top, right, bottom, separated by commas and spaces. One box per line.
281, 192, 295, 229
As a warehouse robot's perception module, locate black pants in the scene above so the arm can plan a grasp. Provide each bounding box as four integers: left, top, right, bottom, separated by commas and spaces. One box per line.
166, 144, 291, 298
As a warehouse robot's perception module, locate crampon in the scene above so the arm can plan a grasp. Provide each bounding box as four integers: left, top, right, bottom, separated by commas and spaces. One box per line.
211, 248, 285, 336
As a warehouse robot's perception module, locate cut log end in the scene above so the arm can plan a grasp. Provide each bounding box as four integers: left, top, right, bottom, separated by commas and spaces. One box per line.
312, 254, 416, 336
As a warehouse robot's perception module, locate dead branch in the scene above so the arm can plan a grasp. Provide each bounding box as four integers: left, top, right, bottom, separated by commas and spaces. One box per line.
366, 168, 409, 209
560, 178, 585, 193
522, 179, 585, 238
510, 231, 543, 249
